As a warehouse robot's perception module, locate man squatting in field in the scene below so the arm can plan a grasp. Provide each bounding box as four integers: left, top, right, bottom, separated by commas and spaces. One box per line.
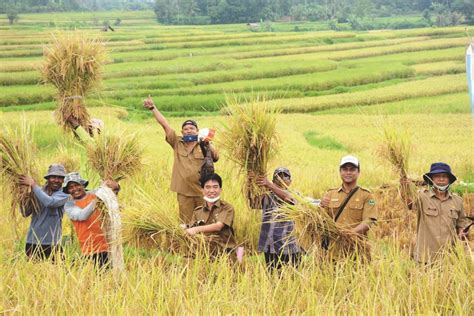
319, 155, 378, 258
143, 96, 219, 225
20, 164, 69, 260
400, 162, 469, 263
63, 172, 120, 268
254, 167, 301, 270
184, 173, 236, 256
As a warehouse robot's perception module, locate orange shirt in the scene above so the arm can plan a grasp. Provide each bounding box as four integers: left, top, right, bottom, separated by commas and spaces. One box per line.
71, 193, 108, 255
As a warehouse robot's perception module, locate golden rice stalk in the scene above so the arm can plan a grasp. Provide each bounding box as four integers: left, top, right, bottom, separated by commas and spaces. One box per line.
220, 96, 280, 208
86, 133, 143, 181
42, 32, 107, 130
282, 195, 370, 258
377, 125, 412, 180
0, 120, 40, 219
123, 187, 194, 254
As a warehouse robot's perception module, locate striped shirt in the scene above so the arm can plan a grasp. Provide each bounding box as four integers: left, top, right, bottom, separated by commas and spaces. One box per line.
257, 192, 300, 255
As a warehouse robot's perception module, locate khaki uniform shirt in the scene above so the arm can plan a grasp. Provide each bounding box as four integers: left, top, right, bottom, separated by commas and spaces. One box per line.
324, 186, 377, 229
412, 189, 468, 262
166, 130, 204, 197
191, 200, 236, 249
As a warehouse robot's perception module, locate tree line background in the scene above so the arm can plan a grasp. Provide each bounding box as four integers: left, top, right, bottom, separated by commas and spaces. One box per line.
1, 0, 473, 28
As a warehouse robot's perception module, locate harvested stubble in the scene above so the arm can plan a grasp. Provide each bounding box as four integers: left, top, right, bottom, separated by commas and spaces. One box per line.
283, 196, 370, 259
0, 121, 40, 221
86, 132, 143, 182
220, 96, 280, 208
42, 32, 107, 130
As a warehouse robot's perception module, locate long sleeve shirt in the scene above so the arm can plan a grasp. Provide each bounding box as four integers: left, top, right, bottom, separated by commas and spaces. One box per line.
23, 185, 69, 245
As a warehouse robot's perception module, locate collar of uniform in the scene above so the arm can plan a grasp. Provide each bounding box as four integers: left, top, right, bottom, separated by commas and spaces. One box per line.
428, 188, 452, 199
203, 199, 222, 212
337, 186, 344, 193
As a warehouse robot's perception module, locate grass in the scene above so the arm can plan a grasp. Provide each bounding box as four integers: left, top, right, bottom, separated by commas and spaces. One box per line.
304, 131, 347, 151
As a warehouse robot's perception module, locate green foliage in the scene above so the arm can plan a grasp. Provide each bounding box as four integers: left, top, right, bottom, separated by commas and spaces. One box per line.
303, 131, 346, 151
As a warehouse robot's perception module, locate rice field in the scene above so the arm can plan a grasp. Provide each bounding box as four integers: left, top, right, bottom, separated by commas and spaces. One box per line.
0, 12, 472, 115
0, 11, 473, 315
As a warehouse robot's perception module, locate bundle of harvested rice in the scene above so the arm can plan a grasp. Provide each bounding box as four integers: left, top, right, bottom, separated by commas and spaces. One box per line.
124, 187, 193, 254
221, 96, 280, 208
377, 124, 412, 180
85, 132, 142, 274
86, 132, 143, 182
0, 121, 40, 221
42, 32, 107, 130
282, 195, 370, 258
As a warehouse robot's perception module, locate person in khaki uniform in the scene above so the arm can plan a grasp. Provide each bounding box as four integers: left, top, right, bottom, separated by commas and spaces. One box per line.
144, 96, 219, 224
401, 162, 469, 263
320, 155, 377, 257
185, 173, 236, 255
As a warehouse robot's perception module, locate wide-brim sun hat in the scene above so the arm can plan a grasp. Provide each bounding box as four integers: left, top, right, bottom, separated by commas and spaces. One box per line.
423, 162, 457, 184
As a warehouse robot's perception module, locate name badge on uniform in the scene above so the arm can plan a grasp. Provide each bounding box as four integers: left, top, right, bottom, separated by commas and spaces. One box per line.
331, 198, 339, 201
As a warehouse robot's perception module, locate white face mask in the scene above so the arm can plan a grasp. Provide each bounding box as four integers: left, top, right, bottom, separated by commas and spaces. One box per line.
433, 183, 450, 192
204, 196, 220, 203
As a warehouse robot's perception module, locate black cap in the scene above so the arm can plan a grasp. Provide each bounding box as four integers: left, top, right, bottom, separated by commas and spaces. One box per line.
182, 120, 198, 129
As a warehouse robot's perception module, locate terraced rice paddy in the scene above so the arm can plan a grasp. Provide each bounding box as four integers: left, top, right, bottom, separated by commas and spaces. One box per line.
0, 12, 471, 116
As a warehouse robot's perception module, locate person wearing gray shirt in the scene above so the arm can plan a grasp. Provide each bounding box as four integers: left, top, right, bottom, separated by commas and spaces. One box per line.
20, 164, 68, 260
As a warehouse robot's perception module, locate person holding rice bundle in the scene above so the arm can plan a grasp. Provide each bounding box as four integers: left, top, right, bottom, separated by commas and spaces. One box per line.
63, 172, 119, 268
255, 167, 301, 271
20, 164, 69, 261
144, 96, 219, 225
185, 173, 236, 256
319, 155, 377, 258
400, 162, 469, 263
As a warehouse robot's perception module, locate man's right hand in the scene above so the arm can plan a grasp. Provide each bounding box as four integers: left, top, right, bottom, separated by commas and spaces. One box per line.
320, 194, 331, 208
143, 95, 156, 110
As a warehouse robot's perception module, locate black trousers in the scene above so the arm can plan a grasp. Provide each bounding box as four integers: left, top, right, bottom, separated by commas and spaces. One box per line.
264, 252, 301, 271
25, 243, 62, 261
87, 252, 110, 269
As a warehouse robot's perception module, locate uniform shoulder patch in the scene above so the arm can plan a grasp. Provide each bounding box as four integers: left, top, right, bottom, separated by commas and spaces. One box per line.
367, 199, 376, 206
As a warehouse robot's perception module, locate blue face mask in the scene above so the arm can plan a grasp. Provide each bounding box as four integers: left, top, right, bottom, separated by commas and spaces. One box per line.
183, 135, 198, 142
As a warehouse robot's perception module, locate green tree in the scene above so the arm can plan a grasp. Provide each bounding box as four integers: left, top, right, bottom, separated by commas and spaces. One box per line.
6, 9, 19, 25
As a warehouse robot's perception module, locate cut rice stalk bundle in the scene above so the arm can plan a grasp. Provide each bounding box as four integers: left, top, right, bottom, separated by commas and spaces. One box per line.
282, 195, 370, 259
220, 96, 280, 208
42, 32, 107, 130
0, 121, 40, 220
376, 124, 416, 206
124, 187, 195, 254
86, 132, 143, 182
85, 132, 143, 274
378, 125, 412, 180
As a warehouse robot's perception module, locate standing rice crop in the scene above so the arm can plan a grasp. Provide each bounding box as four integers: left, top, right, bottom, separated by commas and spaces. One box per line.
0, 120, 40, 223
220, 96, 280, 208
42, 32, 107, 131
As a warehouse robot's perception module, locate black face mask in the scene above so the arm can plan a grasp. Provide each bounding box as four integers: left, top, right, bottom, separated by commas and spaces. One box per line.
183, 135, 198, 142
